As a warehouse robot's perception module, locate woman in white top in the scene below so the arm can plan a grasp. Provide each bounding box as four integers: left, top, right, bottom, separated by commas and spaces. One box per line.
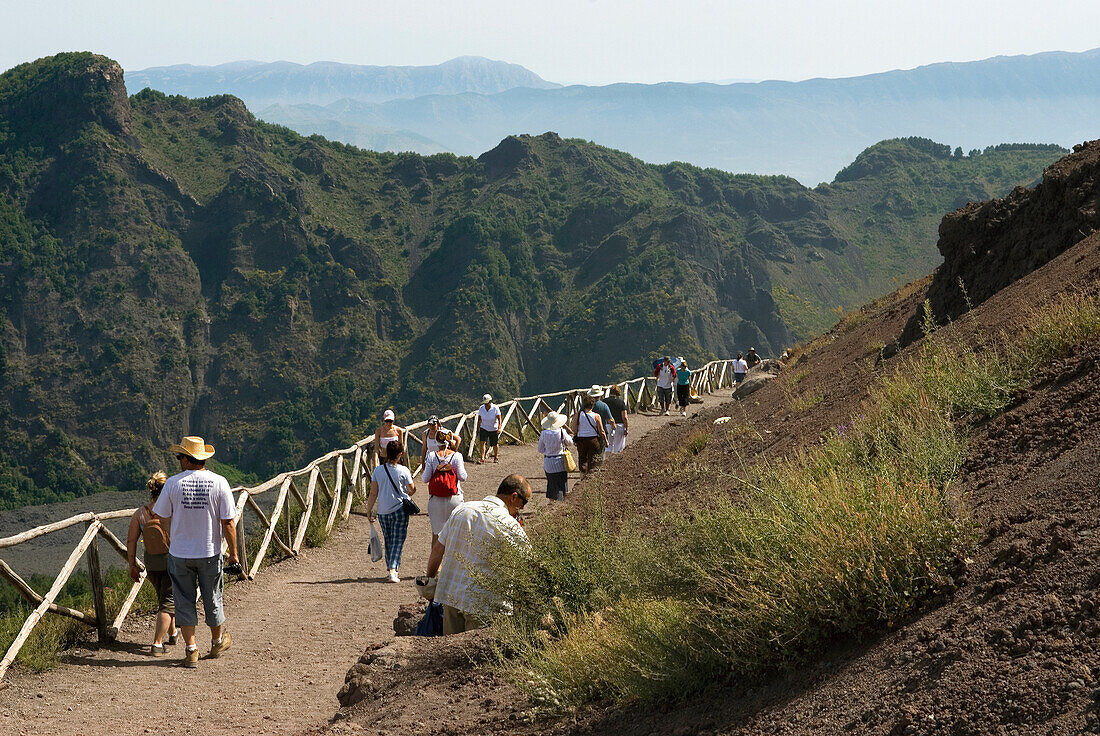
537, 411, 575, 500
420, 429, 467, 545
373, 409, 406, 464
420, 415, 444, 467
570, 396, 606, 475
367, 441, 416, 583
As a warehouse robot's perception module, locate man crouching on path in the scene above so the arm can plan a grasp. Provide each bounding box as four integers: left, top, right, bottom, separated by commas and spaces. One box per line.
153, 436, 239, 668
425, 474, 531, 635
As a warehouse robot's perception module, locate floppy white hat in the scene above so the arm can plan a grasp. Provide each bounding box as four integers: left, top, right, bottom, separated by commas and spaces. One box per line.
587, 385, 604, 398
168, 436, 215, 460
541, 411, 568, 430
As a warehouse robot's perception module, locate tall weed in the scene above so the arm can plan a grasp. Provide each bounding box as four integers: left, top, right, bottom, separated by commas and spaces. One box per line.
491, 291, 1100, 708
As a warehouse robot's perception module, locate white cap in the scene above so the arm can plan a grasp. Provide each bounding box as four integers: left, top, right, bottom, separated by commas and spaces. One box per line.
382, 409, 395, 421
482, 394, 493, 403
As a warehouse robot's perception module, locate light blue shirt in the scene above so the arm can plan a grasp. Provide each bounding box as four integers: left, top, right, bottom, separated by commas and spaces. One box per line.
371, 463, 413, 515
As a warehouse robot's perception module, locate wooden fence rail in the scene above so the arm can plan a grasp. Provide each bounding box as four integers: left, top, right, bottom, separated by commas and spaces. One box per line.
0, 359, 736, 683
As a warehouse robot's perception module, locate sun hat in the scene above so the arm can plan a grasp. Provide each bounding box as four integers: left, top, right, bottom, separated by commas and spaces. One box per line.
482, 394, 493, 403
541, 411, 568, 430
383, 409, 395, 421
168, 436, 215, 460
587, 385, 604, 398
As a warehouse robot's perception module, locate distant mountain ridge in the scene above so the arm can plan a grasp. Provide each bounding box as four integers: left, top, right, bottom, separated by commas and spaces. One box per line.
126, 56, 560, 107
256, 48, 1100, 184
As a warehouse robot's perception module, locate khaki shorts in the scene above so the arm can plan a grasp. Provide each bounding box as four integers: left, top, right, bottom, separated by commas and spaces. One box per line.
146, 569, 175, 615
442, 605, 490, 636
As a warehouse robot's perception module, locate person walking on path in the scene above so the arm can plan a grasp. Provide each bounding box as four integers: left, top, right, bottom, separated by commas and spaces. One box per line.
676, 359, 692, 416
425, 474, 532, 635
588, 386, 616, 458
733, 352, 749, 387
374, 409, 406, 465
476, 394, 502, 464
571, 396, 607, 475
421, 429, 466, 548
746, 347, 761, 369
367, 441, 417, 583
126, 471, 177, 657
537, 411, 575, 500
604, 386, 629, 453
152, 436, 238, 669
654, 356, 677, 415
420, 415, 444, 468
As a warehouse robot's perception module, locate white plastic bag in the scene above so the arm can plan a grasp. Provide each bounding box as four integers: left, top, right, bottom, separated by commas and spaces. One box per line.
368, 521, 384, 563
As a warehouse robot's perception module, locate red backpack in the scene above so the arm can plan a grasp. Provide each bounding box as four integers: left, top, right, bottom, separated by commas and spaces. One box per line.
427, 451, 459, 497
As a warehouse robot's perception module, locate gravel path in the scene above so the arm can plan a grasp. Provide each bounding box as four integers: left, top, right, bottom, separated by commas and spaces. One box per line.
0, 395, 726, 736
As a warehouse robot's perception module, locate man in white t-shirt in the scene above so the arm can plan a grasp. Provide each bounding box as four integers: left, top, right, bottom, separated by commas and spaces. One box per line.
733, 352, 750, 391
654, 356, 677, 416
153, 436, 238, 669
476, 394, 502, 464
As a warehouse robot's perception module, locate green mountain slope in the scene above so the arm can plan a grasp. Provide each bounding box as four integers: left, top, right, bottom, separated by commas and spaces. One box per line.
0, 53, 1065, 506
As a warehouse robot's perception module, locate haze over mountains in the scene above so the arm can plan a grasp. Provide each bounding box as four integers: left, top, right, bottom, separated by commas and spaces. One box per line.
128, 49, 1100, 184
126, 56, 560, 107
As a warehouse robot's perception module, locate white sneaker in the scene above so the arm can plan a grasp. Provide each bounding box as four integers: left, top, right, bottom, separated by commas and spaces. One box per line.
387, 569, 400, 583
681, 410, 687, 416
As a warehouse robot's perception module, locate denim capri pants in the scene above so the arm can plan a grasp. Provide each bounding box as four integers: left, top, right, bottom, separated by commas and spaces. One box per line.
168, 554, 225, 628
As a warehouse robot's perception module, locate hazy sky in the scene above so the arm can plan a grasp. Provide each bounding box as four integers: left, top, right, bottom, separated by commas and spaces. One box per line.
4, 0, 1099, 85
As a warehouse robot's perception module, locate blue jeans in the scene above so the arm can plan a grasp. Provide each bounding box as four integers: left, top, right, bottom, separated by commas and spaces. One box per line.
168, 554, 225, 628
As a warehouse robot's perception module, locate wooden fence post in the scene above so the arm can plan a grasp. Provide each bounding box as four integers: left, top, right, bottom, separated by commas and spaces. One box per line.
86, 523, 108, 643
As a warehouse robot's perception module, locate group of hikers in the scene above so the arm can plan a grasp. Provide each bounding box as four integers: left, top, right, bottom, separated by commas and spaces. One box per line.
124, 429, 535, 661
124, 354, 765, 658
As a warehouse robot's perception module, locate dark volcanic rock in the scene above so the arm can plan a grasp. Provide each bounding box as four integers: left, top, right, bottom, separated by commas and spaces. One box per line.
901, 139, 1100, 345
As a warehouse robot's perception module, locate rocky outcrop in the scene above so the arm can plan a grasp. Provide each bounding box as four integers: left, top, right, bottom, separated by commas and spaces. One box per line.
902, 140, 1100, 344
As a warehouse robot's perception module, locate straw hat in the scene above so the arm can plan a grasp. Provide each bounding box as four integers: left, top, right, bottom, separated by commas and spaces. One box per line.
541, 411, 568, 430
168, 436, 215, 460
587, 384, 604, 398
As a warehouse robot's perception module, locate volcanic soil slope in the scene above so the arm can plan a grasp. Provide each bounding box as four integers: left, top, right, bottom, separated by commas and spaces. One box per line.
316, 140, 1100, 736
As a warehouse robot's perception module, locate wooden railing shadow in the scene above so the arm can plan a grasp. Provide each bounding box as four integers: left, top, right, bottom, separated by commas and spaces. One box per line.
0, 359, 734, 683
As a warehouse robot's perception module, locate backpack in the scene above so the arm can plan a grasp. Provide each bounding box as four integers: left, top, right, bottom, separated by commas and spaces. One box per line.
427, 451, 459, 497
139, 506, 170, 555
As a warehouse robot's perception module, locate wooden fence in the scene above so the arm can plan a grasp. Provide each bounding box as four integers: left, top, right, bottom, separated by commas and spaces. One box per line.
0, 358, 735, 682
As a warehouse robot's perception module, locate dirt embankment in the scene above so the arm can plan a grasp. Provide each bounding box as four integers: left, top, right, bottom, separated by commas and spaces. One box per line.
315, 143, 1100, 736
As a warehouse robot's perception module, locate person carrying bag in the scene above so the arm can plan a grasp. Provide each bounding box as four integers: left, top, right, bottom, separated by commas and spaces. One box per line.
367, 441, 418, 583
421, 429, 467, 546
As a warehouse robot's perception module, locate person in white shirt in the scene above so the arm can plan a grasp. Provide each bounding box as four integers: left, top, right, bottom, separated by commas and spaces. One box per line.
421, 429, 467, 546
537, 411, 575, 500
733, 352, 749, 387
152, 436, 238, 669
367, 441, 417, 583
426, 475, 531, 635
475, 394, 502, 464
570, 396, 607, 475
653, 356, 677, 416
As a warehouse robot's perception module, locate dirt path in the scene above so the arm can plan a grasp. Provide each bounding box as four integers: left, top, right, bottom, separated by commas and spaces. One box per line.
0, 394, 728, 736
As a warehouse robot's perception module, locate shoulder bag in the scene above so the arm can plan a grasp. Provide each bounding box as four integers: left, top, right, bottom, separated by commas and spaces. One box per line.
560, 430, 577, 472
584, 411, 607, 450
382, 463, 420, 515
